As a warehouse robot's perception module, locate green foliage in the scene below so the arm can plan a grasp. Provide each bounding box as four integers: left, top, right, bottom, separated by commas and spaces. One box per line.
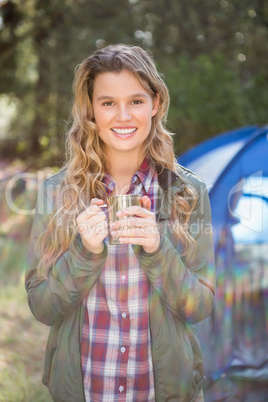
0, 0, 268, 165
0, 282, 52, 402
165, 52, 247, 153
0, 165, 52, 400
0, 354, 52, 402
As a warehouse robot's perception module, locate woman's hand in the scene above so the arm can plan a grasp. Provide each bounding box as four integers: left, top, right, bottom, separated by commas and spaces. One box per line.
76, 198, 108, 254
110, 195, 160, 253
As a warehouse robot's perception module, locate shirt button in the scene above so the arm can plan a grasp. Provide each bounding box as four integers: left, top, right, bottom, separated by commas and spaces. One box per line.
122, 312, 127, 319
121, 347, 126, 354
119, 385, 124, 393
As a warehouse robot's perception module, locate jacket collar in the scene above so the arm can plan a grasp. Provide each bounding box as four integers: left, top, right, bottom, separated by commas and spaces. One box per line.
155, 164, 187, 192
155, 164, 188, 221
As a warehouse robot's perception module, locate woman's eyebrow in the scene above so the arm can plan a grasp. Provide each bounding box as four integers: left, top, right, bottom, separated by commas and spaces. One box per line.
96, 93, 148, 101
97, 95, 114, 101
129, 93, 148, 98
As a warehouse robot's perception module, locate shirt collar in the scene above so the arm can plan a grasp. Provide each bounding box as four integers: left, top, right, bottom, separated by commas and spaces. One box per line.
102, 156, 156, 195
135, 156, 156, 194
103, 172, 116, 194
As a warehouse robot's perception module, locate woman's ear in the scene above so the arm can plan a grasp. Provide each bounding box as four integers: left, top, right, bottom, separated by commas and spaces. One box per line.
152, 93, 160, 117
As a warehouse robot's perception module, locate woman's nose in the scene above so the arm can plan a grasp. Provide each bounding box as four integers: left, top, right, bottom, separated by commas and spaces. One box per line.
116, 105, 131, 121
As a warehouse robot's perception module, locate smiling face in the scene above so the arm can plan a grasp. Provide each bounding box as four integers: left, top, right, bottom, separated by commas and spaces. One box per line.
92, 69, 159, 161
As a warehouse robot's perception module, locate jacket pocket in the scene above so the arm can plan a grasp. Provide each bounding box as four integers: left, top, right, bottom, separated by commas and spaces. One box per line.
42, 324, 59, 386
183, 322, 205, 388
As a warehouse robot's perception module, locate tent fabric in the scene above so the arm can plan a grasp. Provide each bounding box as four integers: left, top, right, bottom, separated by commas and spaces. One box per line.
178, 125, 268, 249
178, 126, 268, 390
231, 177, 268, 244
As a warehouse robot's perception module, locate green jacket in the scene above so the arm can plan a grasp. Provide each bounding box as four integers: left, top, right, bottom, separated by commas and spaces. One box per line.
25, 164, 215, 402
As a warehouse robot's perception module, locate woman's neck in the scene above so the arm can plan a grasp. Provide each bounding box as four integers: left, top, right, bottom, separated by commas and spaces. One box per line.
107, 151, 145, 195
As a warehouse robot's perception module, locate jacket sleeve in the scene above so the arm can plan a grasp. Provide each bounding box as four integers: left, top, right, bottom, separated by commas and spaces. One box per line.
133, 181, 215, 325
25, 179, 107, 326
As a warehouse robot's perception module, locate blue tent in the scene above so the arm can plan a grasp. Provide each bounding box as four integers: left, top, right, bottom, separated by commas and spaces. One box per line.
178, 126, 268, 400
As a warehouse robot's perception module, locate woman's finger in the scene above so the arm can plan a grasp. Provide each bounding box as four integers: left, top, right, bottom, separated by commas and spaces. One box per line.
78, 217, 107, 234
116, 205, 154, 219
90, 198, 106, 206
111, 226, 155, 238
141, 195, 151, 211
118, 235, 161, 253
117, 237, 153, 246
111, 217, 155, 230
77, 222, 87, 233
77, 204, 104, 222
86, 221, 108, 238
87, 211, 107, 227
77, 198, 105, 222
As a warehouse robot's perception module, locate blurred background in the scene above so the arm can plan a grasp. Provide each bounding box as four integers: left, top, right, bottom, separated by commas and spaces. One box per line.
0, 0, 268, 401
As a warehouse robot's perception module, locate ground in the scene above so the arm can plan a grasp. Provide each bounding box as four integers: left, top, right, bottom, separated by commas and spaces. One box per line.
0, 160, 52, 401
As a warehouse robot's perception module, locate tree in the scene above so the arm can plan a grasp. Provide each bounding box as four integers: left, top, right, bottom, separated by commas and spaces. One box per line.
0, 0, 268, 165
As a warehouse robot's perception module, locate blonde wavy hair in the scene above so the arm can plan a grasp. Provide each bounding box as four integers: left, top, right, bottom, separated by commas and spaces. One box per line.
37, 44, 197, 276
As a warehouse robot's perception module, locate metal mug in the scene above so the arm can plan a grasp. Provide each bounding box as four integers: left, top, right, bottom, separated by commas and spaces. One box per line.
107, 194, 141, 245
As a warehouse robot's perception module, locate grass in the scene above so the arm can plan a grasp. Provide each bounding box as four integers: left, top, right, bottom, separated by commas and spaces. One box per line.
0, 276, 52, 402
0, 162, 53, 401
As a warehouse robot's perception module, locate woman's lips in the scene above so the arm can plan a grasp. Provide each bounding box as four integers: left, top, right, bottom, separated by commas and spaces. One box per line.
111, 127, 137, 134
111, 127, 137, 138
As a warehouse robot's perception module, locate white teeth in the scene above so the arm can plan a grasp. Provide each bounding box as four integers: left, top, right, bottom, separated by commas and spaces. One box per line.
112, 128, 136, 134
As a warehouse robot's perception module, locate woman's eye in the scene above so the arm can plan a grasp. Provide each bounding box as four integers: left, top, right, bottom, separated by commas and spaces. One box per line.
103, 101, 114, 106
132, 100, 143, 105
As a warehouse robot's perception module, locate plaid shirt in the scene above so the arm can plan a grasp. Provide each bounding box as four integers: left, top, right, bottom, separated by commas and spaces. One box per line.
81, 158, 159, 401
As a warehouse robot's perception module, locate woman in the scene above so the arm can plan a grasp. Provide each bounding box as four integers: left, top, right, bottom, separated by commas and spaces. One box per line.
26, 44, 215, 402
